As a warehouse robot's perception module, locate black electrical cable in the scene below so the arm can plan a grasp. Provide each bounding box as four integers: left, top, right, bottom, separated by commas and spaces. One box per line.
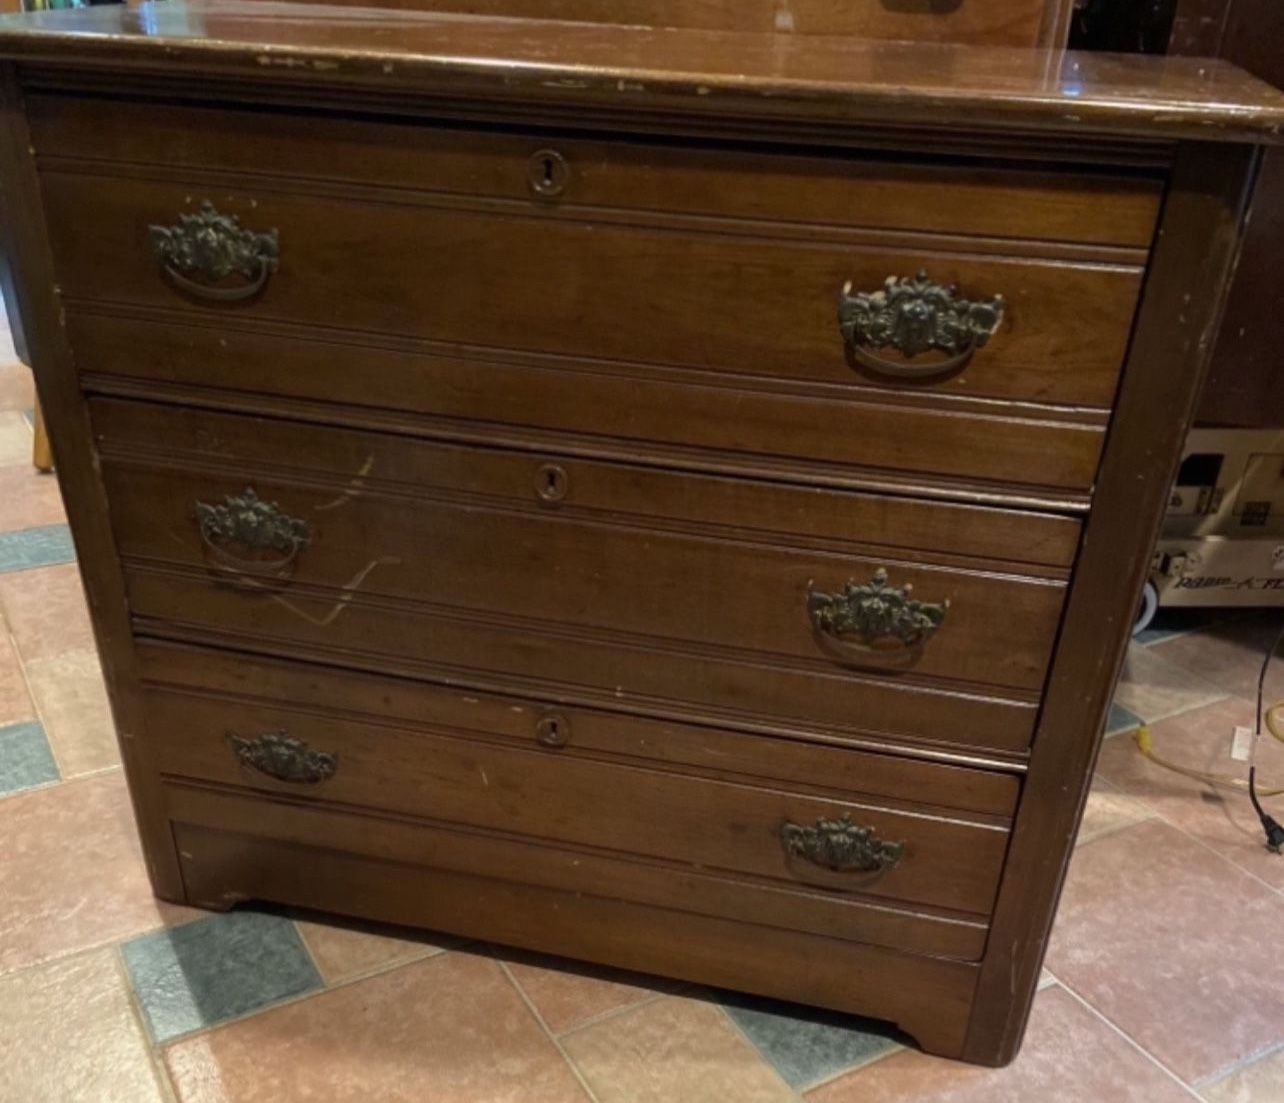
1250, 623, 1284, 853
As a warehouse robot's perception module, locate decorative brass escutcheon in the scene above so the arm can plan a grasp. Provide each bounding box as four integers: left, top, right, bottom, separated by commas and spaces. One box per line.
149, 201, 279, 302
228, 730, 337, 785
837, 269, 1005, 379
781, 814, 904, 874
195, 487, 311, 582
808, 568, 948, 657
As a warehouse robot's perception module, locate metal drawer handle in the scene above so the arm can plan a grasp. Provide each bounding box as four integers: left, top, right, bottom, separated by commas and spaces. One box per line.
808, 568, 948, 658
195, 487, 311, 581
149, 201, 279, 303
837, 269, 1005, 379
781, 815, 904, 874
228, 730, 337, 785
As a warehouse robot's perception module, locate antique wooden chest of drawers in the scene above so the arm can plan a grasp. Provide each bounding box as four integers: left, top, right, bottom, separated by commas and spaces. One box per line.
1, 1, 1281, 1065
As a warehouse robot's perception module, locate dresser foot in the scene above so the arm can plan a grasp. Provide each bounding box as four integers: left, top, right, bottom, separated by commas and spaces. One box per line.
183, 892, 244, 914
894, 1012, 972, 1065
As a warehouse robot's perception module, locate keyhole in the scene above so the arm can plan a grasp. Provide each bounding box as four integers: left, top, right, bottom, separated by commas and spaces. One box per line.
535, 714, 570, 749
535, 462, 568, 504
528, 149, 568, 198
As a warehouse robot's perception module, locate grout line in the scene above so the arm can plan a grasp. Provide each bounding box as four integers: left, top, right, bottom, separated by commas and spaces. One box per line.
112, 942, 181, 1103
0, 772, 61, 804
711, 1003, 807, 1102
0, 903, 183, 989
798, 1042, 903, 1098
288, 915, 328, 986
1089, 722, 1284, 892
14, 646, 67, 780
1054, 976, 1205, 1101
291, 916, 453, 989
151, 926, 469, 1051
146, 971, 334, 1051
495, 956, 605, 1103
1119, 692, 1232, 730
553, 989, 673, 1040
1192, 1039, 1284, 1093
1099, 776, 1283, 894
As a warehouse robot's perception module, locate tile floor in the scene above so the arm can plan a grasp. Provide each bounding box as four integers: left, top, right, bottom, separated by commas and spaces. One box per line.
1, 324, 1282, 1102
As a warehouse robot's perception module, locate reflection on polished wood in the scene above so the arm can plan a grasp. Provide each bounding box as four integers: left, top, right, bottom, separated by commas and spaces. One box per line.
0, 2, 1282, 141
0, 0, 1276, 1069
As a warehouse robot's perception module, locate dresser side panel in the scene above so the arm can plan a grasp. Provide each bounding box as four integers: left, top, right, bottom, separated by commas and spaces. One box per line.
963, 140, 1260, 1065
0, 64, 183, 897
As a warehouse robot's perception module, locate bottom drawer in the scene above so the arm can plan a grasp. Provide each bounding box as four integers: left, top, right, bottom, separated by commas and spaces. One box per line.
141, 644, 1019, 959
168, 792, 980, 1058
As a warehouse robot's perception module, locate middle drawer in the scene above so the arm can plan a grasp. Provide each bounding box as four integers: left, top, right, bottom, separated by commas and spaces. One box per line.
95, 399, 1075, 756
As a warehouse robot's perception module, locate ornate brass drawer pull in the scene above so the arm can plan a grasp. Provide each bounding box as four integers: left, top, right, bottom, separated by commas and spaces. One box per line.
228, 731, 337, 785
149, 201, 279, 302
808, 568, 948, 658
837, 269, 1005, 379
781, 815, 904, 875
195, 487, 311, 582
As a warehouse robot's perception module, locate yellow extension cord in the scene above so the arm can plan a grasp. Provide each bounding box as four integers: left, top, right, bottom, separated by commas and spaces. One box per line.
1132, 701, 1284, 797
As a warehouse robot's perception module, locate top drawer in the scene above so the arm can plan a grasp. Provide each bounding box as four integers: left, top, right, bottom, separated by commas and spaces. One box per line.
33, 99, 1158, 416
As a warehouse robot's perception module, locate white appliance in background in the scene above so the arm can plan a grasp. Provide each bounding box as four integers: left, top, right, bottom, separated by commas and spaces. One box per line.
1138, 428, 1284, 632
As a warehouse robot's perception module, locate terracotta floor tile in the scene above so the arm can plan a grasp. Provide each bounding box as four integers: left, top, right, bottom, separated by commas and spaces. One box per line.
1202, 1047, 1284, 1102
0, 361, 33, 412
1045, 819, 1284, 1085
164, 951, 590, 1103
562, 994, 796, 1103
296, 915, 451, 985
0, 617, 35, 727
1095, 696, 1284, 887
0, 771, 196, 976
499, 946, 677, 1034
1113, 643, 1228, 724
1153, 616, 1284, 703
0, 948, 166, 1103
0, 562, 94, 662
1075, 775, 1155, 847
0, 466, 64, 533
25, 648, 119, 777
807, 987, 1191, 1103
0, 411, 30, 466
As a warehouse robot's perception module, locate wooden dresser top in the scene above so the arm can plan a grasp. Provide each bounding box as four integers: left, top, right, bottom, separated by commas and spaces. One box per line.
0, 0, 1282, 143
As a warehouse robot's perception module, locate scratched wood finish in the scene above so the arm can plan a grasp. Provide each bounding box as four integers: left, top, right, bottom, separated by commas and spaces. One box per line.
126, 574, 1044, 758
1, 0, 1280, 1068
92, 399, 1082, 571
138, 641, 1023, 814
41, 171, 1146, 422
95, 417, 1069, 694
1169, 0, 1284, 429
145, 689, 1012, 918
3, 3, 1284, 142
